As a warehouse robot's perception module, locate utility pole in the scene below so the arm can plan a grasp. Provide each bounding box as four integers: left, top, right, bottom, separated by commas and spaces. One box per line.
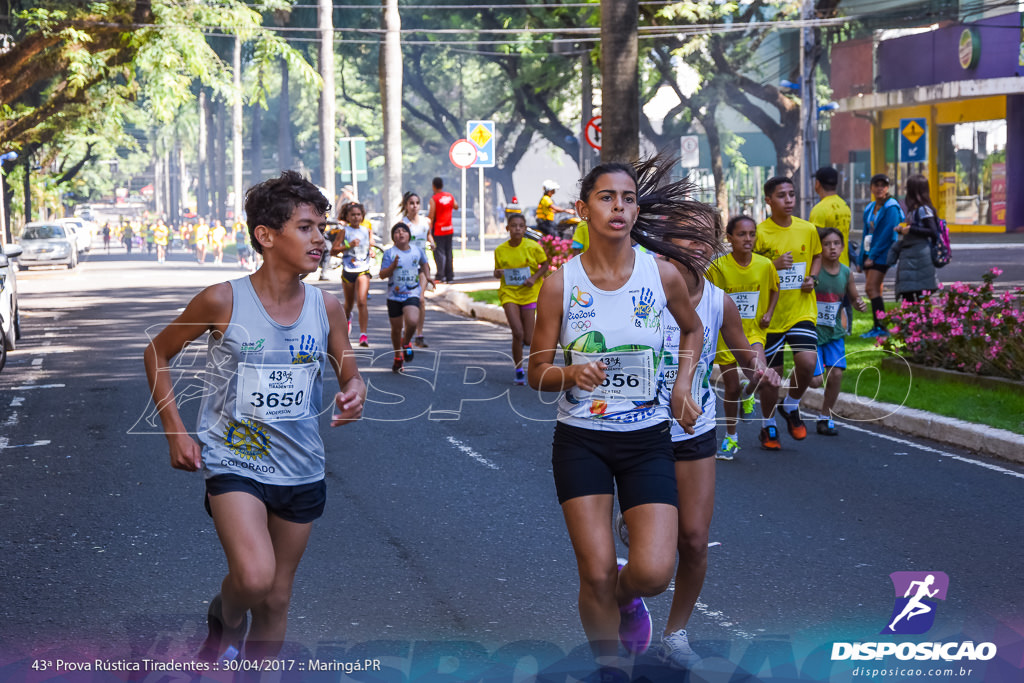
580, 52, 594, 175
600, 0, 639, 163
380, 0, 402, 230
318, 0, 336, 204
799, 0, 819, 218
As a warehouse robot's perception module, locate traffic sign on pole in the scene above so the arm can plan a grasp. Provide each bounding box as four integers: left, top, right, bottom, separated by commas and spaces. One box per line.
467, 121, 495, 168
449, 139, 477, 169
584, 116, 602, 150
899, 118, 927, 163
680, 135, 700, 168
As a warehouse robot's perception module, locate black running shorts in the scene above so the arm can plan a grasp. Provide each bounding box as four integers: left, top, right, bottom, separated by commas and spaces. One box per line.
386, 297, 421, 318
765, 320, 818, 368
551, 421, 677, 511
205, 474, 326, 524
672, 428, 717, 462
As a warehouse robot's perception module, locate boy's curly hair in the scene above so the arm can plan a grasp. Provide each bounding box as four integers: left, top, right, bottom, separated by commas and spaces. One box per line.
244, 170, 331, 254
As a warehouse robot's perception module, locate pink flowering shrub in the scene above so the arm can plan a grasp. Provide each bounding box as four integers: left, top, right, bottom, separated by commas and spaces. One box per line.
882, 268, 1024, 380
539, 234, 573, 273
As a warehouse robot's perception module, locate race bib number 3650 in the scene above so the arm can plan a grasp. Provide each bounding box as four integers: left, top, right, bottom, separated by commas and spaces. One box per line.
571, 350, 656, 401
235, 363, 317, 422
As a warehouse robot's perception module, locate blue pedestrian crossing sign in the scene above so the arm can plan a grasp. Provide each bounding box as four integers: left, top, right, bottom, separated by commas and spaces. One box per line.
899, 118, 927, 163
467, 120, 495, 168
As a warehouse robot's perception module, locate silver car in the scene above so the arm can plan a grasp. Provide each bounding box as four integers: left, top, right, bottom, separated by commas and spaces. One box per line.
17, 221, 79, 269
0, 243, 22, 371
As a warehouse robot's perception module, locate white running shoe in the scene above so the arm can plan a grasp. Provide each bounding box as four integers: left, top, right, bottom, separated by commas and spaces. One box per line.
658, 629, 701, 669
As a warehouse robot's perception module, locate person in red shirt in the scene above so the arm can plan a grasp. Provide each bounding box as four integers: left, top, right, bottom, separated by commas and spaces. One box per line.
427, 176, 459, 284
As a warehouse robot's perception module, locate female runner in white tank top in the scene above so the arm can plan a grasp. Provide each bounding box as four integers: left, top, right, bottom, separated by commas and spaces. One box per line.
528, 156, 721, 676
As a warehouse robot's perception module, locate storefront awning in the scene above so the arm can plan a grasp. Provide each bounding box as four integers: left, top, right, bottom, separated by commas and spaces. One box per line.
838, 76, 1024, 113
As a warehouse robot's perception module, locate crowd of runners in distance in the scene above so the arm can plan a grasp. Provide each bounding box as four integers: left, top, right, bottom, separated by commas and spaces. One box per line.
143, 160, 944, 682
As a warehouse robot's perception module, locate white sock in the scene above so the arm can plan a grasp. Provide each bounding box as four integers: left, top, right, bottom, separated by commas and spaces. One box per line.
762, 416, 775, 428
783, 395, 800, 412
818, 414, 830, 421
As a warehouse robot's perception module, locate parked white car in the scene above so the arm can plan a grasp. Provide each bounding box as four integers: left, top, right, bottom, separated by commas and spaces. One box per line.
58, 217, 92, 254
17, 221, 79, 269
0, 243, 22, 371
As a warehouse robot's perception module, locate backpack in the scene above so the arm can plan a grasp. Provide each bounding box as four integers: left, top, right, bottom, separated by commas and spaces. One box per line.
931, 216, 952, 268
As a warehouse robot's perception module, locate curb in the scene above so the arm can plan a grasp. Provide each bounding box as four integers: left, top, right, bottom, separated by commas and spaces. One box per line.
438, 289, 1024, 464
437, 288, 508, 326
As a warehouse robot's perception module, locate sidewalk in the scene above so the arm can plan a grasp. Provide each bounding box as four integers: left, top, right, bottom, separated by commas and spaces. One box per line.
430, 273, 1024, 465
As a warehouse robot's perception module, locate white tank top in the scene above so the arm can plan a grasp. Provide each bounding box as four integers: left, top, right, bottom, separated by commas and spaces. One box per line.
197, 277, 330, 485
658, 281, 725, 441
556, 251, 670, 431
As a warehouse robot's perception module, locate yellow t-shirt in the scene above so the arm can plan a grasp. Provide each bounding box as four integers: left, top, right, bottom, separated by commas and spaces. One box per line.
210, 225, 227, 246
536, 194, 555, 222
494, 239, 548, 306
153, 224, 169, 246
707, 253, 779, 364
808, 195, 852, 267
754, 216, 822, 333
571, 221, 589, 253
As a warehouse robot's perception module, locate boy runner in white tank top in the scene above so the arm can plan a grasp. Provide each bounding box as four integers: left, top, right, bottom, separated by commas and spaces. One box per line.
528, 156, 720, 682
144, 171, 366, 663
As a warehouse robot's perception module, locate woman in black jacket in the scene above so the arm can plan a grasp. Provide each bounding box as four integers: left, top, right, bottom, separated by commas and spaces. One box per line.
888, 175, 938, 303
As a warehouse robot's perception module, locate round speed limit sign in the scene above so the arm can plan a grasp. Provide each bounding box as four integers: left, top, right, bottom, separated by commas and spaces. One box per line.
449, 139, 478, 169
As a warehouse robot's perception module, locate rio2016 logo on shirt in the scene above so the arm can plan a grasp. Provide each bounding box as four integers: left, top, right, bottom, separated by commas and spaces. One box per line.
882, 571, 949, 635
570, 286, 594, 309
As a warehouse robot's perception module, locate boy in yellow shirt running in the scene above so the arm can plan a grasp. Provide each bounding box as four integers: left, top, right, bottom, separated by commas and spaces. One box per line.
494, 210, 550, 384
754, 176, 822, 450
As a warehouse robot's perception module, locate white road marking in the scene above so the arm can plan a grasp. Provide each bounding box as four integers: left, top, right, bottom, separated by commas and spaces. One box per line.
31, 358, 43, 367
446, 436, 500, 470
837, 420, 1024, 480
0, 439, 51, 450
10, 384, 65, 390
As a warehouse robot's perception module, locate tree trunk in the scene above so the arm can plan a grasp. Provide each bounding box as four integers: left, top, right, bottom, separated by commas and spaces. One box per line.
278, 58, 292, 171
206, 94, 218, 222
318, 0, 336, 202
197, 90, 208, 218
251, 101, 263, 188
23, 154, 31, 223
216, 97, 227, 224
380, 0, 402, 230
232, 36, 243, 223
698, 109, 729, 223
600, 0, 639, 163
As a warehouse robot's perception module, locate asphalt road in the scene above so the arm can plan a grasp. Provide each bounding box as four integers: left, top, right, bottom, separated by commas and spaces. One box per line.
1, 245, 1022, 683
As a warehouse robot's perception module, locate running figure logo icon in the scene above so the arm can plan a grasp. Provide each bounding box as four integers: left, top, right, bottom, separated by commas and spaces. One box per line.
882, 571, 949, 635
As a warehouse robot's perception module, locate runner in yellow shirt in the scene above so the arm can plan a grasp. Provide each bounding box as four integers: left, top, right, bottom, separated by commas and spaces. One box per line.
210, 220, 228, 265
494, 210, 550, 385
754, 176, 822, 450
570, 220, 589, 256
153, 218, 170, 264
536, 179, 574, 237
195, 219, 210, 264
706, 215, 779, 459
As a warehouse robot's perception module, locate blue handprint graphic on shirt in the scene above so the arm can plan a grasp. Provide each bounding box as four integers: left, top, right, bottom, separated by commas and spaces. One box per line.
632, 287, 659, 329
290, 334, 320, 364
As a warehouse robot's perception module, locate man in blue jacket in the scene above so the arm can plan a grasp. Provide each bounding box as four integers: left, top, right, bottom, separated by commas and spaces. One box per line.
858, 174, 904, 337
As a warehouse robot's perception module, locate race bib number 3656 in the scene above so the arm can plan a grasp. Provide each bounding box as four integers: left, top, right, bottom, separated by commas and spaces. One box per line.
235, 363, 317, 422
571, 350, 656, 401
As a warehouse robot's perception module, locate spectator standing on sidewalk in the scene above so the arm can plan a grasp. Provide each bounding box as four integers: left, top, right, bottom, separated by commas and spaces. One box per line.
858, 174, 904, 337
428, 177, 458, 284
889, 174, 939, 303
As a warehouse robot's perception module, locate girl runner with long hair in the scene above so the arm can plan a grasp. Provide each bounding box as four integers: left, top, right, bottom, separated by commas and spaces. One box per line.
528, 155, 719, 680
